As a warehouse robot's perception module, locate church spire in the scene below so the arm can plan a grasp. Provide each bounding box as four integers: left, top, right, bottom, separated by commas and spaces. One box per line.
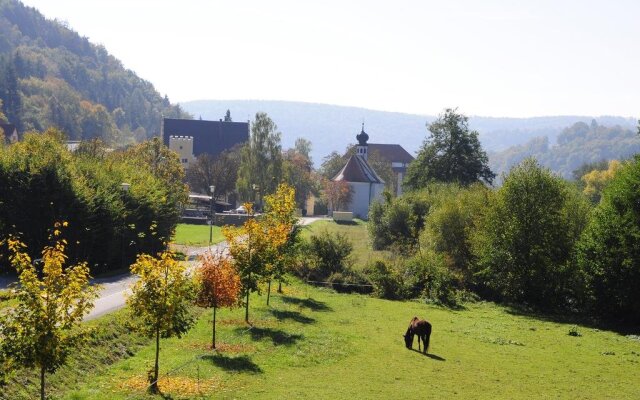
356, 123, 369, 160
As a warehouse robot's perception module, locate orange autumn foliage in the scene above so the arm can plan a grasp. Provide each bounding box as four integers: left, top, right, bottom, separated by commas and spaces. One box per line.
196, 252, 242, 309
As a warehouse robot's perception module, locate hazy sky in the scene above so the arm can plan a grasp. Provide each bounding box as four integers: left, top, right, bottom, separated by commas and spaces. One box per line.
20, 0, 640, 117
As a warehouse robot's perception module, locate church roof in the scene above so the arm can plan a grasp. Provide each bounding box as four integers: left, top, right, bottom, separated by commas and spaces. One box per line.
332, 155, 385, 184
368, 143, 414, 164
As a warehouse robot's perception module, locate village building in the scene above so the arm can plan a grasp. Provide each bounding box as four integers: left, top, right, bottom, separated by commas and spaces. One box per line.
332, 125, 385, 219
367, 143, 414, 196
161, 117, 249, 169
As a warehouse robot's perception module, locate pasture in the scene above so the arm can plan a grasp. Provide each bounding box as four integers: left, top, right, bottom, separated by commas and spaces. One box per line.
53, 280, 640, 399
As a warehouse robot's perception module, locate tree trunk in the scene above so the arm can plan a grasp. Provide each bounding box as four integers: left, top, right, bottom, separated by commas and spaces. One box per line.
267, 280, 271, 306
151, 327, 160, 394
278, 279, 282, 293
245, 289, 250, 323
40, 364, 45, 400
212, 306, 217, 349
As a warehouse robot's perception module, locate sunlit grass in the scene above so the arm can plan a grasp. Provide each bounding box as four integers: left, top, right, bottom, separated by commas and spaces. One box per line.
57, 280, 640, 400
300, 219, 392, 270
172, 223, 224, 247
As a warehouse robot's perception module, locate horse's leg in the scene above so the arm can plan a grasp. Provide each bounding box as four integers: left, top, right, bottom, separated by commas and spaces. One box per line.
417, 334, 421, 352
421, 334, 427, 354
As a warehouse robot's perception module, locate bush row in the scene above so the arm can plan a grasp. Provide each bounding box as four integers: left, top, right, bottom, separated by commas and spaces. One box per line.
0, 131, 187, 273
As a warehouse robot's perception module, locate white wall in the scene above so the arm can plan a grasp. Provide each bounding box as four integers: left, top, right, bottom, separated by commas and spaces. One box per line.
345, 181, 385, 219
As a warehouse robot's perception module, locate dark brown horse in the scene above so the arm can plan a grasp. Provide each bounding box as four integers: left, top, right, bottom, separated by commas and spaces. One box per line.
404, 316, 431, 354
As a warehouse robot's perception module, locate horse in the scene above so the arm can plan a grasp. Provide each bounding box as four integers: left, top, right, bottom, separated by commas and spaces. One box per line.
403, 316, 432, 354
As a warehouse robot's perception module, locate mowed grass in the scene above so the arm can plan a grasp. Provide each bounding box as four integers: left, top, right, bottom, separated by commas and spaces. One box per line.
300, 219, 392, 270
172, 223, 225, 246
56, 279, 640, 400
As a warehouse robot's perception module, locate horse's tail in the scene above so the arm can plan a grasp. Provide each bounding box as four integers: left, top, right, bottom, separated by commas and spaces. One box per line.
424, 322, 432, 352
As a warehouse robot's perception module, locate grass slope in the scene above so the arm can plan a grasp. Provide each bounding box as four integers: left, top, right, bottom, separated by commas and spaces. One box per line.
172, 223, 225, 247
299, 219, 391, 270
57, 281, 640, 399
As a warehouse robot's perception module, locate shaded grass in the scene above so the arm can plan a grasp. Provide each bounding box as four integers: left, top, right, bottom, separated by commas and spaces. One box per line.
39, 278, 640, 400
300, 219, 392, 270
172, 223, 224, 246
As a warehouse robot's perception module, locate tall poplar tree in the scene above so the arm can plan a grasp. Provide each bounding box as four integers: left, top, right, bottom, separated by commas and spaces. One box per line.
237, 112, 283, 205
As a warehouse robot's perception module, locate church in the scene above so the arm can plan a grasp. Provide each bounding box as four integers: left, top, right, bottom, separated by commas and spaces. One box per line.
331, 125, 386, 219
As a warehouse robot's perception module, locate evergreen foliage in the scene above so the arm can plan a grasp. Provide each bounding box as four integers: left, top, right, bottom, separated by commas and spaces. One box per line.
0, 0, 187, 144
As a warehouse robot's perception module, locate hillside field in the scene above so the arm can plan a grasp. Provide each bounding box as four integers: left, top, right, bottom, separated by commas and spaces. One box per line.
41, 282, 640, 399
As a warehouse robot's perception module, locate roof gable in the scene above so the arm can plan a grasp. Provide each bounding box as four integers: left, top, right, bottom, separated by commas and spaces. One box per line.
332, 155, 384, 184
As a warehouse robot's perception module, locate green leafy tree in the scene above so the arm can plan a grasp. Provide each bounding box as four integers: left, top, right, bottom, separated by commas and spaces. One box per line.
473, 158, 590, 309
577, 156, 640, 322
405, 108, 495, 190
186, 145, 242, 199
0, 225, 98, 400
237, 112, 284, 205
127, 251, 196, 394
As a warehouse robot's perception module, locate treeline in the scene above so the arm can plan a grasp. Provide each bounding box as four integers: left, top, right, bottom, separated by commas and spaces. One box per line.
489, 120, 640, 179
367, 157, 640, 323
0, 130, 187, 273
0, 0, 187, 145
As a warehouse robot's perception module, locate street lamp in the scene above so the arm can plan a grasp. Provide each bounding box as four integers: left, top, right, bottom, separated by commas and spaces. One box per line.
209, 185, 215, 245
120, 183, 130, 270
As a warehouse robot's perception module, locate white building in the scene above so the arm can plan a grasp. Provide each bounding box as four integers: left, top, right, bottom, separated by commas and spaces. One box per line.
331, 125, 385, 219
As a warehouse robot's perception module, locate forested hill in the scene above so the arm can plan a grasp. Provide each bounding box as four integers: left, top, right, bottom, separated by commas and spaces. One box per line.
0, 0, 188, 145
183, 99, 635, 166
489, 121, 640, 180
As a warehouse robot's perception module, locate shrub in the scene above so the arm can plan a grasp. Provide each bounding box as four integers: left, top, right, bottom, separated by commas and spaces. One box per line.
577, 156, 640, 322
402, 251, 465, 307
304, 230, 353, 281
473, 158, 590, 310
364, 260, 404, 300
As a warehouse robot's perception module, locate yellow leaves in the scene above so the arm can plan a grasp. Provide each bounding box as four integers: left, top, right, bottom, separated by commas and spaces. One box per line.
120, 375, 221, 397
582, 160, 624, 201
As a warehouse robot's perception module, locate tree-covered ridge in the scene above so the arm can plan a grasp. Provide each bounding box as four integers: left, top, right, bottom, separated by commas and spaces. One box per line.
0, 0, 188, 145
489, 120, 640, 180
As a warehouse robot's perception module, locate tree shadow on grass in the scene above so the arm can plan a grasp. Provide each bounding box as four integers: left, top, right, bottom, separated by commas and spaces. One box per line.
409, 348, 446, 361
504, 305, 640, 336
201, 354, 263, 373
270, 309, 316, 324
236, 326, 304, 346
280, 296, 332, 312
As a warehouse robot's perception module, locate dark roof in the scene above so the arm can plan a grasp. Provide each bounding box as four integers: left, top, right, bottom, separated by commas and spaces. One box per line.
367, 143, 414, 164
162, 118, 249, 157
332, 155, 384, 184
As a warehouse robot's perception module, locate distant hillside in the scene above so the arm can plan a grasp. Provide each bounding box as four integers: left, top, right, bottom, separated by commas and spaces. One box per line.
489, 121, 640, 180
182, 100, 636, 167
0, 0, 188, 144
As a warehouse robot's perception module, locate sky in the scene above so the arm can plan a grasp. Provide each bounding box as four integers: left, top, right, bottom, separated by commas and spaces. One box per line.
20, 0, 640, 118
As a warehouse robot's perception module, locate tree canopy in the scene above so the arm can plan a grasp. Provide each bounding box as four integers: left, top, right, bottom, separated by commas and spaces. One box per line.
404, 108, 495, 189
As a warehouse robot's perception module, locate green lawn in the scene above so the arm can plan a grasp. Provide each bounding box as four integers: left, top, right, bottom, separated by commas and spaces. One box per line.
300, 219, 392, 270
19, 280, 633, 400
172, 223, 225, 246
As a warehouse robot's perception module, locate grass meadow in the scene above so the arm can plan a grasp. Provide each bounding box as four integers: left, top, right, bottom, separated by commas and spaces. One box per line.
172, 223, 225, 247
2, 220, 639, 399
48, 280, 640, 400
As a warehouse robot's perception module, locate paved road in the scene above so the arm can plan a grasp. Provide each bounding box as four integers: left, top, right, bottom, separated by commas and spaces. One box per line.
1, 216, 325, 320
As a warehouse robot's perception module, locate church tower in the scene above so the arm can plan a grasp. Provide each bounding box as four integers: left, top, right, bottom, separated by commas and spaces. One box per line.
356, 123, 369, 160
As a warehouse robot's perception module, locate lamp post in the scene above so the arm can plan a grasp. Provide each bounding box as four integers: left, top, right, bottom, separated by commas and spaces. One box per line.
209, 185, 215, 245
120, 183, 130, 270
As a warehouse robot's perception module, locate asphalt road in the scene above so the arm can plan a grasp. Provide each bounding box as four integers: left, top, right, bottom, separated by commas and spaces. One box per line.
0, 216, 325, 321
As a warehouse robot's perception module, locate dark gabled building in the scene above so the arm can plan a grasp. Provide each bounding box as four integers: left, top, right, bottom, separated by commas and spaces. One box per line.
367, 143, 414, 196
161, 118, 249, 168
